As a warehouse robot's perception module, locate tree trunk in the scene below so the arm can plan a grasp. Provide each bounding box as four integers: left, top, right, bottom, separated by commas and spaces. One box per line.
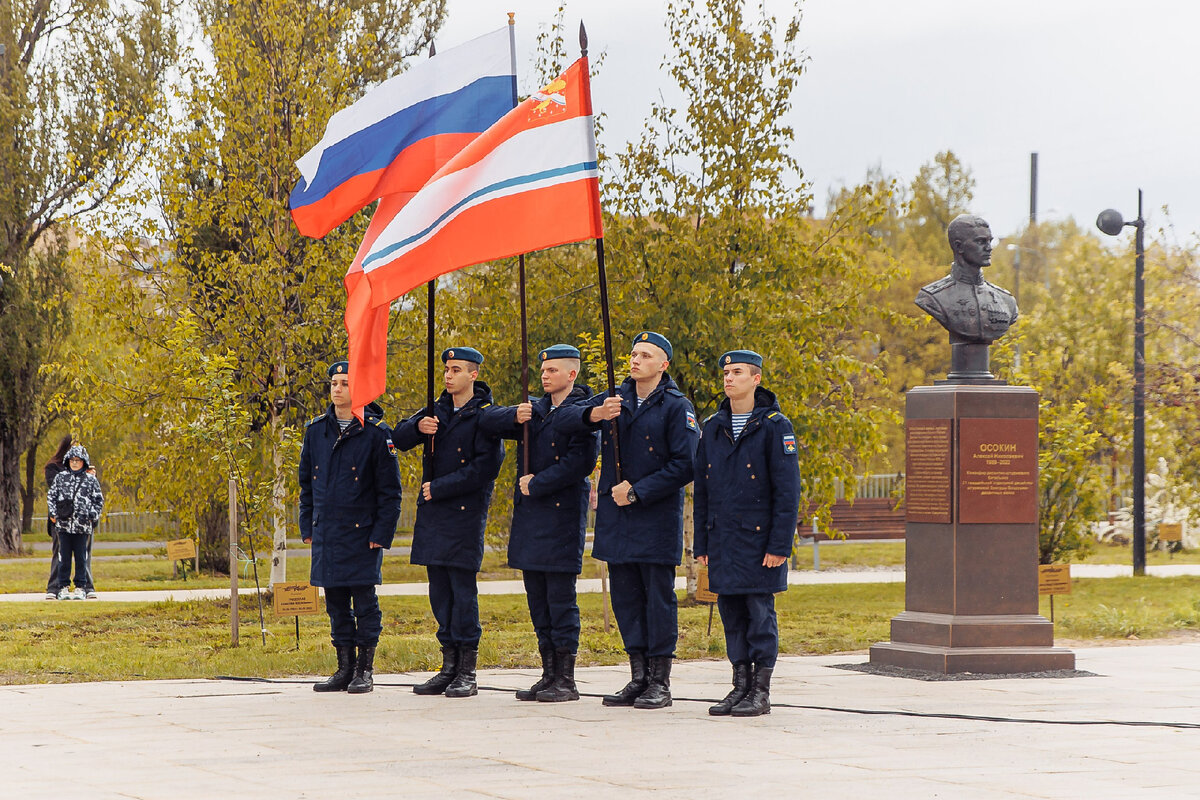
0, 428, 24, 555
21, 440, 39, 533
683, 489, 697, 601
269, 410, 287, 587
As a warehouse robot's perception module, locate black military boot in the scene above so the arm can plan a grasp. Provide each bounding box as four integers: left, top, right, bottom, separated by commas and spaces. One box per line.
444, 646, 478, 697
708, 662, 750, 716
731, 664, 773, 717
312, 645, 356, 692
516, 645, 556, 701
602, 652, 648, 707
536, 649, 580, 702
633, 656, 673, 709
346, 646, 376, 694
413, 645, 458, 695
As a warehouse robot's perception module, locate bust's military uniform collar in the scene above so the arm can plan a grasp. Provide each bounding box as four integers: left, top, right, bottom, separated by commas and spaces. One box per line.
950, 262, 985, 285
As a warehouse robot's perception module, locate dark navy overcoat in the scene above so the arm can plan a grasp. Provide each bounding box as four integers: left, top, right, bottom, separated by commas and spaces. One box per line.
479, 385, 600, 573
299, 403, 403, 587
393, 382, 505, 572
559, 374, 698, 566
693, 387, 801, 594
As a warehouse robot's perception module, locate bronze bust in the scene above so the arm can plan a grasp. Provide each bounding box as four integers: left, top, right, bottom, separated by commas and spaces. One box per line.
916, 215, 1019, 345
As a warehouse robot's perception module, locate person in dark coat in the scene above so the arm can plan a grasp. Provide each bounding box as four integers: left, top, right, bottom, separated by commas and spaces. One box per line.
299, 360, 403, 695
393, 347, 505, 699
44, 434, 73, 600
694, 350, 801, 717
559, 331, 699, 709
48, 444, 104, 599
478, 344, 600, 703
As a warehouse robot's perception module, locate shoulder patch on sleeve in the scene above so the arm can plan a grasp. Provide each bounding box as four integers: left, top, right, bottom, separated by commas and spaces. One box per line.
782, 433, 797, 454
387, 438, 397, 457
685, 409, 698, 432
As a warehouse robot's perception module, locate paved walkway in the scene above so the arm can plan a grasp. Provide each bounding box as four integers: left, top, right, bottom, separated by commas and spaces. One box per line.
4, 643, 1199, 799
4, 563, 1199, 603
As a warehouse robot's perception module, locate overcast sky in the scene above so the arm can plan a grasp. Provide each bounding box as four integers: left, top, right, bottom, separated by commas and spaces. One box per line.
440, 0, 1200, 242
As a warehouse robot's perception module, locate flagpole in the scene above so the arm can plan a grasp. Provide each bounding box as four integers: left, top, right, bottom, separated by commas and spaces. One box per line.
518, 254, 532, 475
423, 40, 438, 481
580, 22, 622, 482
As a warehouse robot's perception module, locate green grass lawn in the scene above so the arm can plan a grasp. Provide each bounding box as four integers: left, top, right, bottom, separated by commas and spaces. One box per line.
3, 576, 1198, 685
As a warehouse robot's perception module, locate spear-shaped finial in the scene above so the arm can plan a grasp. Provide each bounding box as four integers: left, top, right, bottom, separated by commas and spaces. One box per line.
429, 40, 436, 57
579, 20, 588, 57
508, 11, 515, 25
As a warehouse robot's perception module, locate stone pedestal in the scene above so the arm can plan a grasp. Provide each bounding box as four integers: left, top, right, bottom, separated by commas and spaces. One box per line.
869, 385, 1074, 673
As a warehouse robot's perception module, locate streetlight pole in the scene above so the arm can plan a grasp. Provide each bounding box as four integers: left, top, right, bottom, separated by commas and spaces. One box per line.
1096, 191, 1146, 576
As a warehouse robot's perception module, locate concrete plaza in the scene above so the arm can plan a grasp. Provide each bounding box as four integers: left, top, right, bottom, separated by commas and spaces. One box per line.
4, 642, 1199, 799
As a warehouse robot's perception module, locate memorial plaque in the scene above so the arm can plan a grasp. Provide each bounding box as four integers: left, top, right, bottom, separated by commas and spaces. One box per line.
273, 581, 321, 616
695, 567, 718, 604
905, 419, 953, 523
166, 538, 196, 561
958, 418, 1038, 524
1038, 564, 1071, 595
1158, 523, 1183, 543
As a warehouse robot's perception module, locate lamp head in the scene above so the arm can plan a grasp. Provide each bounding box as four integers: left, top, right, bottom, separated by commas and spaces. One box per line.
1096, 208, 1126, 237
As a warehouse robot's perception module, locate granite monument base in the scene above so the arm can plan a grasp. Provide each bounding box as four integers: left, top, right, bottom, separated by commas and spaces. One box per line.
869, 384, 1075, 674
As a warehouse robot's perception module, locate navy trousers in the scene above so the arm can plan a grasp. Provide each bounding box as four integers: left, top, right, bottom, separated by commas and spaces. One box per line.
55, 533, 93, 592
717, 592, 778, 667
324, 584, 382, 648
426, 565, 481, 647
523, 570, 580, 652
608, 562, 678, 658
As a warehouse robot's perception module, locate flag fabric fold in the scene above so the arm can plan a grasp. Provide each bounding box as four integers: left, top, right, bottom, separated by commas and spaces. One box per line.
290, 27, 516, 239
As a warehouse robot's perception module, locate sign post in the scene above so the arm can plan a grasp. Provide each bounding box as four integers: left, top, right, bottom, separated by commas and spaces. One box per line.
1038, 564, 1071, 621
273, 581, 322, 649
167, 538, 197, 580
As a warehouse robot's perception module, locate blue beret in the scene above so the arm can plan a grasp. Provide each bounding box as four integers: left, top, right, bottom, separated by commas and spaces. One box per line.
720, 350, 763, 369
442, 346, 484, 365
538, 344, 581, 362
327, 361, 349, 377
632, 331, 672, 360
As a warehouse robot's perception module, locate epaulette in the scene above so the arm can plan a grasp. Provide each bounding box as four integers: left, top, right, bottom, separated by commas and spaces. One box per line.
990, 282, 1014, 297
481, 402, 491, 408
305, 414, 324, 428
703, 413, 717, 425
921, 275, 956, 294
666, 388, 686, 398
372, 417, 385, 426
766, 410, 791, 425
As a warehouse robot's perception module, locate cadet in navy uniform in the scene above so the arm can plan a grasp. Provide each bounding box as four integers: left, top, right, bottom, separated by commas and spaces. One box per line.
300, 360, 403, 694
479, 344, 600, 703
394, 347, 505, 698
560, 331, 699, 709
694, 350, 801, 717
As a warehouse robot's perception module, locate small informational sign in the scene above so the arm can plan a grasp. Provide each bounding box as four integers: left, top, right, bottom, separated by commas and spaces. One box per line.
166, 538, 197, 561
1038, 564, 1071, 595
273, 581, 321, 616
1158, 523, 1183, 543
695, 567, 718, 604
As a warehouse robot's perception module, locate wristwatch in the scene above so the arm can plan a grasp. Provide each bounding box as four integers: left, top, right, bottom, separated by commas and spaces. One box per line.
626, 486, 639, 504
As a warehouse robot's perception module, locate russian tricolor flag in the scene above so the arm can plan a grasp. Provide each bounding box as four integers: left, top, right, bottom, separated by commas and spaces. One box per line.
289, 27, 517, 239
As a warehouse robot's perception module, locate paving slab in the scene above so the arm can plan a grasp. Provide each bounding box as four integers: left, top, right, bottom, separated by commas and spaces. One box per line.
3, 643, 1199, 799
